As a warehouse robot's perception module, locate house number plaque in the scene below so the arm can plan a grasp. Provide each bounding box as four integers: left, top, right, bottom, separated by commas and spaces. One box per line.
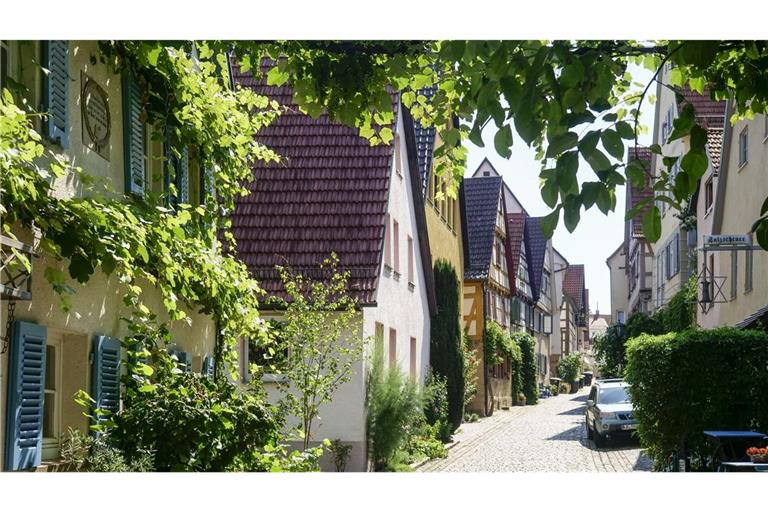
81, 72, 111, 160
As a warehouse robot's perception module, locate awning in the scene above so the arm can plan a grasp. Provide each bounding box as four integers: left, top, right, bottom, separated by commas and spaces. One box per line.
735, 303, 768, 329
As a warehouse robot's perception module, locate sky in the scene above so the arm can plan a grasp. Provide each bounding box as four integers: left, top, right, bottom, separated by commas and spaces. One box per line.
464, 65, 655, 316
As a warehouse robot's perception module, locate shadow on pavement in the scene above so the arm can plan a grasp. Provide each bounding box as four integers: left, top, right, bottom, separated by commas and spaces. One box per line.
570, 394, 588, 402
546, 424, 584, 442
558, 406, 586, 416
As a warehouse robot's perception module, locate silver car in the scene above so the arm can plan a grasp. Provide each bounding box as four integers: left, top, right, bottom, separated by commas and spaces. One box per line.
585, 379, 638, 448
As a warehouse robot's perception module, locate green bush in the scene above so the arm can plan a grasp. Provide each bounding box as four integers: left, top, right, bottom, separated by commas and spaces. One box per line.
655, 276, 697, 333
625, 312, 663, 339
625, 327, 768, 471
461, 334, 480, 412
557, 353, 582, 383
430, 260, 466, 432
592, 323, 628, 378
423, 371, 452, 442
113, 371, 282, 471
366, 347, 422, 471
484, 320, 508, 366
512, 331, 538, 405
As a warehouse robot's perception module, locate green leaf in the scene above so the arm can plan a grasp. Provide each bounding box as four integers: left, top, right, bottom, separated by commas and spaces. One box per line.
615, 121, 635, 140
581, 182, 602, 210
642, 205, 662, 242
563, 198, 581, 233
147, 46, 162, 67
755, 220, 768, 250
600, 129, 624, 159
603, 113, 618, 123
761, 196, 768, 216
680, 149, 709, 181
514, 102, 539, 146
469, 120, 484, 147
546, 132, 578, 159
596, 187, 614, 214
649, 144, 662, 155
540, 207, 560, 239
667, 104, 695, 142
540, 181, 559, 209
578, 130, 601, 155
626, 159, 647, 187
583, 147, 612, 173
493, 124, 513, 159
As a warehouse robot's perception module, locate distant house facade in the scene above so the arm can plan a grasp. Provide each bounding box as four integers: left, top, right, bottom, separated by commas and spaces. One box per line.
461, 176, 512, 415
606, 242, 628, 325
624, 147, 655, 314
230, 62, 436, 471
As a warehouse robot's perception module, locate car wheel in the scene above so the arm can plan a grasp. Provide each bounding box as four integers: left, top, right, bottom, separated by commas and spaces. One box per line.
594, 429, 606, 448
586, 419, 594, 440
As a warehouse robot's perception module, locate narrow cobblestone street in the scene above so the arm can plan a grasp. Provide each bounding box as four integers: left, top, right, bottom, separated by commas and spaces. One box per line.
419, 388, 653, 472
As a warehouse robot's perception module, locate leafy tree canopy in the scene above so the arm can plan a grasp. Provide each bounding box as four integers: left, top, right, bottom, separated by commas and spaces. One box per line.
213, 40, 768, 247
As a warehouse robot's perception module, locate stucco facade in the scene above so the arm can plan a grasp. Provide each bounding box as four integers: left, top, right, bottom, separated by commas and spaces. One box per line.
606, 242, 628, 325
1, 40, 215, 470
710, 109, 768, 328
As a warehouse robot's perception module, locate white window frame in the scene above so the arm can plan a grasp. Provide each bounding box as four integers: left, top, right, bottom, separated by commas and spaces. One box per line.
738, 126, 748, 168
42, 336, 62, 461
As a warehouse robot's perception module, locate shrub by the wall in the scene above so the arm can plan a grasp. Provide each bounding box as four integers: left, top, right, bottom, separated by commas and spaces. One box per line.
430, 260, 465, 432
625, 327, 768, 470
557, 353, 582, 384
511, 331, 538, 405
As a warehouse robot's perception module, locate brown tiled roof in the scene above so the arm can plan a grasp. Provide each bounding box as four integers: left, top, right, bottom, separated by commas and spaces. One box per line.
504, 212, 526, 296
563, 264, 586, 310
626, 147, 654, 237
707, 127, 724, 172
463, 176, 504, 281
678, 87, 726, 130
229, 61, 396, 305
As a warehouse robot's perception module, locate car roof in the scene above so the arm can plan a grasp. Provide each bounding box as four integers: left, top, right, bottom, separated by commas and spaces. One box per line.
595, 379, 628, 388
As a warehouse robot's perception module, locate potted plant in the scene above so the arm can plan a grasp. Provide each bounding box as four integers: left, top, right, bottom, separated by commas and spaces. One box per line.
747, 447, 768, 463
515, 392, 527, 406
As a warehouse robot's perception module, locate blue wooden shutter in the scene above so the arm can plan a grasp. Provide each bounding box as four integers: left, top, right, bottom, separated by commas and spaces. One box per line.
202, 355, 215, 378
44, 40, 69, 147
169, 349, 192, 373
200, 165, 214, 205
91, 336, 121, 418
177, 146, 189, 204
122, 73, 145, 197
4, 321, 47, 471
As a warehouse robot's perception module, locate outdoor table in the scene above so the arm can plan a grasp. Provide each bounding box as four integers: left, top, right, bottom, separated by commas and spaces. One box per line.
703, 430, 767, 470
718, 461, 768, 472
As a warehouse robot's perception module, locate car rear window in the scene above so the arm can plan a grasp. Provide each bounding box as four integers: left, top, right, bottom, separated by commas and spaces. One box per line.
598, 386, 630, 404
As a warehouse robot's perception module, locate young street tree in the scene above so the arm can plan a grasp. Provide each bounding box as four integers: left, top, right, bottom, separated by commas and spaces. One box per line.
271, 254, 364, 450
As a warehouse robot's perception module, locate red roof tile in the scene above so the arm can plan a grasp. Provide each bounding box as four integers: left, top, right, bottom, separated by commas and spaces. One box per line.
626, 147, 654, 237
229, 60, 396, 305
678, 87, 726, 130
563, 264, 586, 310
505, 213, 526, 296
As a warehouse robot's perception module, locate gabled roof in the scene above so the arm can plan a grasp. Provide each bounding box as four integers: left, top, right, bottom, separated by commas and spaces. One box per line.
411, 85, 437, 199
677, 87, 726, 130
563, 264, 586, 311
524, 216, 548, 302
504, 212, 526, 296
472, 158, 529, 216
463, 176, 503, 280
230, 61, 395, 305
625, 146, 654, 239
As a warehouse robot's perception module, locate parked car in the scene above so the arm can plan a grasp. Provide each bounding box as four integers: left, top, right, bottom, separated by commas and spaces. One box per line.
585, 379, 638, 448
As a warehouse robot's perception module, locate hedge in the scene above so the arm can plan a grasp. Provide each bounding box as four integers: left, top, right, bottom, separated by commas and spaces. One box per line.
557, 353, 582, 383
512, 332, 538, 405
625, 327, 768, 471
430, 260, 465, 432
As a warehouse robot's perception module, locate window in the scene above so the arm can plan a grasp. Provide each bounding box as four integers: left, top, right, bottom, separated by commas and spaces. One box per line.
661, 106, 674, 143
730, 250, 738, 300
248, 320, 289, 374
0, 41, 7, 91
738, 127, 748, 167
42, 340, 60, 461
745, 249, 753, 293
383, 214, 391, 268
375, 322, 384, 358
617, 310, 625, 324
407, 235, 414, 285
440, 181, 447, 219
389, 328, 397, 368
393, 219, 400, 275
704, 176, 714, 213
542, 271, 550, 295
409, 337, 417, 379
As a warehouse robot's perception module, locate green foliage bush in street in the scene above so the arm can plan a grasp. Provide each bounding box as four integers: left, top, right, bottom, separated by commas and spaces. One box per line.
366, 347, 422, 471
557, 353, 583, 384
461, 334, 480, 413
430, 260, 466, 432
423, 371, 452, 442
592, 324, 628, 378
113, 370, 284, 471
625, 327, 768, 471
512, 331, 538, 405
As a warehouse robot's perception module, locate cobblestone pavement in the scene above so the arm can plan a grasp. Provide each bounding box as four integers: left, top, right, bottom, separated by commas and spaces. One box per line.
419, 388, 653, 472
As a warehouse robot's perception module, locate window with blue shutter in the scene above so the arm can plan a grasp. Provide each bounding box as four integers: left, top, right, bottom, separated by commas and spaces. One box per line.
122, 73, 145, 197
202, 355, 215, 378
200, 165, 214, 205
42, 40, 69, 147
91, 336, 121, 419
168, 349, 192, 373
4, 321, 47, 471
177, 146, 189, 204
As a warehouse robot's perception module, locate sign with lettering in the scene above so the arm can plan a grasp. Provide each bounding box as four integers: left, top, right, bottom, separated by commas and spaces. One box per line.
704, 234, 751, 246
81, 72, 111, 160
